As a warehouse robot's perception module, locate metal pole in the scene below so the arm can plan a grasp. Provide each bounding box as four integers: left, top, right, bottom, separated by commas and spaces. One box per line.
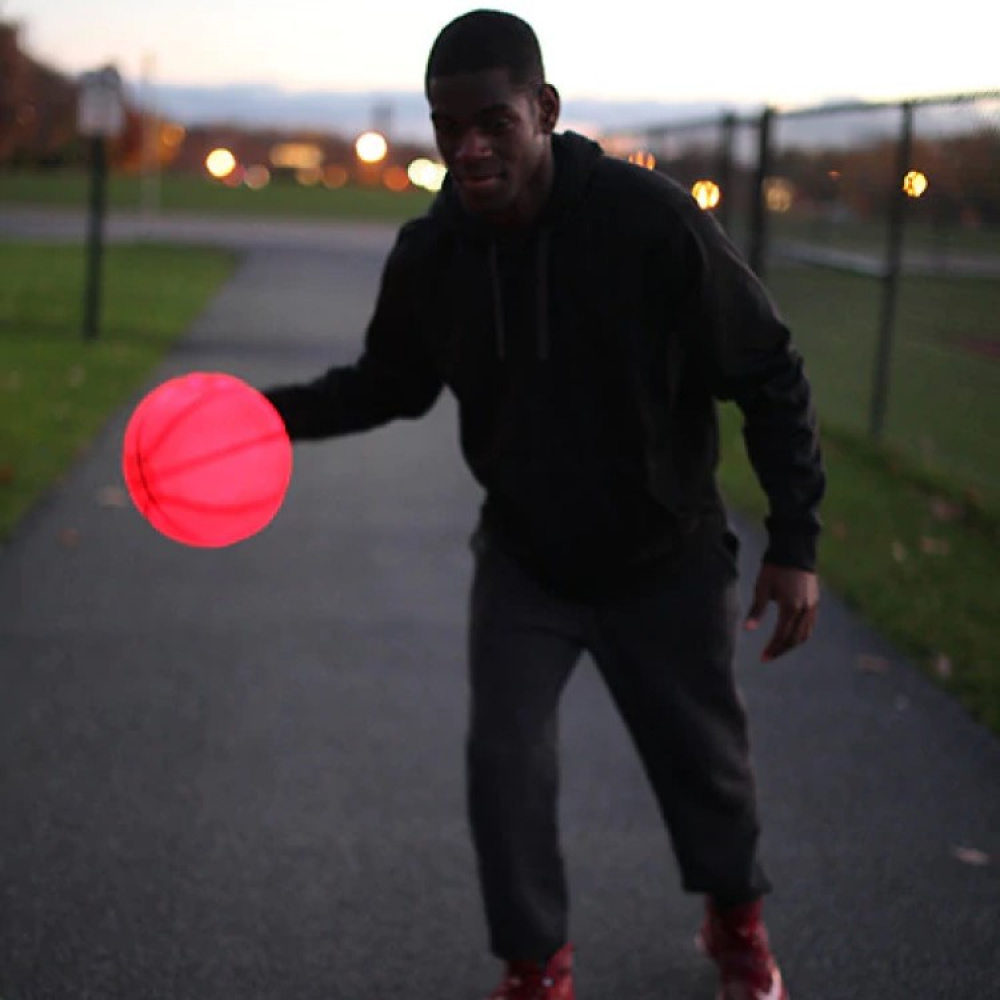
83, 134, 107, 340
716, 113, 736, 235
747, 107, 774, 278
869, 102, 914, 441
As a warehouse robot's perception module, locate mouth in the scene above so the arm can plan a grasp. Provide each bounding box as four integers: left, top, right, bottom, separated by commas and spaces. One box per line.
458, 173, 504, 196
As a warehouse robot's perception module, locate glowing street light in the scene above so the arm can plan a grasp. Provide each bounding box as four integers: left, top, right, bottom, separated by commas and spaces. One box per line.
205, 148, 236, 179
270, 142, 323, 170
407, 157, 447, 192
355, 131, 388, 164
764, 177, 794, 213
628, 150, 656, 170
691, 179, 721, 211
383, 165, 410, 191
324, 165, 349, 189
243, 165, 270, 190
903, 170, 929, 198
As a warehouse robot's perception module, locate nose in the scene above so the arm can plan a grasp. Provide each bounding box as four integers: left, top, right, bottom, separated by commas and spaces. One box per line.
454, 127, 492, 164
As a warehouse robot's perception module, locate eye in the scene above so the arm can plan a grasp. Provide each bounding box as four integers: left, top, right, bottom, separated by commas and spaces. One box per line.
432, 119, 459, 140
483, 115, 514, 135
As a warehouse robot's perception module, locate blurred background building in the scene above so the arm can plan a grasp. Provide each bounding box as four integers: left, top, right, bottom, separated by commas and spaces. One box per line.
0, 19, 434, 185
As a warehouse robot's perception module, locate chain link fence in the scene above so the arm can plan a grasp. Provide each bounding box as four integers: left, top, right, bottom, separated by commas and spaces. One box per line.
602, 92, 1000, 512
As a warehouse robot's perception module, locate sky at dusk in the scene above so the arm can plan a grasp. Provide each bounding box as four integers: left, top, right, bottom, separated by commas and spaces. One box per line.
5, 0, 997, 138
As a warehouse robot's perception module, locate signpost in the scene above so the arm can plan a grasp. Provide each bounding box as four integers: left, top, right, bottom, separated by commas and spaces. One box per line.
78, 66, 125, 340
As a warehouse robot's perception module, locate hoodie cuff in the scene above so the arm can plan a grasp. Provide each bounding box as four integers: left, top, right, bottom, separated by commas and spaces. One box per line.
762, 522, 819, 572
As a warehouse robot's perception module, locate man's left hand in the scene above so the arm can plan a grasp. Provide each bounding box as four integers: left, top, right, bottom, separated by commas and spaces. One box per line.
744, 564, 819, 662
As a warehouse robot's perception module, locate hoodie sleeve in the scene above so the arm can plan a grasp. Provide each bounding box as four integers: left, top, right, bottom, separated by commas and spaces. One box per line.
681, 206, 826, 571
262, 221, 444, 440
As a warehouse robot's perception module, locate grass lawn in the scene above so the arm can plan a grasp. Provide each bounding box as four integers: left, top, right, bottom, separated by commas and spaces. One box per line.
718, 404, 1000, 734
766, 265, 1000, 515
0, 241, 237, 539
741, 262, 1000, 732
768, 212, 1000, 260
0, 168, 434, 223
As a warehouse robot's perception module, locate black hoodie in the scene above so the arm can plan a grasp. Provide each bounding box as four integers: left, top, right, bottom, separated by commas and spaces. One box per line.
265, 131, 825, 593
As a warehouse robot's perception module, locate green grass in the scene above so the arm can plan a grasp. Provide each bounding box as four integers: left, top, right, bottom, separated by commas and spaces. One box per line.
743, 262, 1000, 732
767, 265, 1000, 514
0, 241, 237, 539
0, 168, 434, 222
718, 405, 1000, 734
768, 213, 1000, 259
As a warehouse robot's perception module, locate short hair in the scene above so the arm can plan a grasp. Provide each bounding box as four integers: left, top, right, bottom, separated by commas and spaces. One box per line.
424, 10, 545, 94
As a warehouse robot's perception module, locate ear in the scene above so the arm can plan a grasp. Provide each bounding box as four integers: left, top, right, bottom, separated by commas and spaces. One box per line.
537, 83, 560, 134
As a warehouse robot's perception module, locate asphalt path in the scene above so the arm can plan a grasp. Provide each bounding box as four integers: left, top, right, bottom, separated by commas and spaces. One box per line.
1, 211, 999, 999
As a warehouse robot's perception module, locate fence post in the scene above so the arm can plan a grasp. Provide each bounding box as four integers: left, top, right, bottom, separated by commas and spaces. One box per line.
716, 113, 736, 234
82, 134, 108, 341
747, 107, 773, 278
869, 101, 914, 441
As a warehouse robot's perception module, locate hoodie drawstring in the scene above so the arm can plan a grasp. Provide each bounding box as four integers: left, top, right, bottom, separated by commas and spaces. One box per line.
487, 242, 507, 360
535, 229, 550, 361
487, 229, 551, 362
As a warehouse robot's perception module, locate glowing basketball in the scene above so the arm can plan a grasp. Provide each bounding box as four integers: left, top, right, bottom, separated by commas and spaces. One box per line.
122, 372, 292, 547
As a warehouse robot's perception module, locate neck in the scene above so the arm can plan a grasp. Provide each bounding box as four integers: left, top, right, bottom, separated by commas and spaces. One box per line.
491, 144, 555, 229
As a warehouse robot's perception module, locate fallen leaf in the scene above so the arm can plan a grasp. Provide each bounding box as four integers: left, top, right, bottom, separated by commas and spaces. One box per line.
964, 486, 984, 508
830, 521, 849, 540
0, 465, 14, 486
856, 654, 889, 675
891, 541, 907, 563
96, 485, 129, 508
932, 654, 953, 680
920, 536, 951, 556
951, 846, 991, 867
67, 365, 86, 388
929, 497, 963, 522
58, 527, 81, 548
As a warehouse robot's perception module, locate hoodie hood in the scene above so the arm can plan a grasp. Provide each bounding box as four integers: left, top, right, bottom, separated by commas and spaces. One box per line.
428, 131, 605, 360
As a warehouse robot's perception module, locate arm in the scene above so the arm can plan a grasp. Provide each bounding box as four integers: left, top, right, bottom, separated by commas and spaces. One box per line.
264, 222, 444, 440
684, 209, 825, 660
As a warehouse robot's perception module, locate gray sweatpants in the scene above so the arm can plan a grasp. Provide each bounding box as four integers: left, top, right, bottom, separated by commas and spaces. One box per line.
466, 525, 771, 961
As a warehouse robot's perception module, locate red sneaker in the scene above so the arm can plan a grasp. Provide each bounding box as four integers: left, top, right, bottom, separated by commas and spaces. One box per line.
697, 899, 789, 1000
485, 943, 575, 1000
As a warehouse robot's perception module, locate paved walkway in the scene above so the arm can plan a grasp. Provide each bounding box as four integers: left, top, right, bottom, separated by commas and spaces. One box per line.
1, 214, 999, 999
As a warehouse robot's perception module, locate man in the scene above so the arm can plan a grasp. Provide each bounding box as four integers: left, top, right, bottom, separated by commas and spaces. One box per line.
263, 10, 824, 1000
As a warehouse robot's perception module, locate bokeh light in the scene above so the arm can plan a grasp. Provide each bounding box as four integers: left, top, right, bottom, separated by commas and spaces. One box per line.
355, 131, 388, 164
205, 148, 237, 179
323, 164, 349, 189
407, 157, 447, 192
270, 142, 323, 169
243, 165, 270, 190
903, 170, 929, 198
383, 165, 410, 192
296, 166, 323, 186
691, 179, 721, 211
764, 177, 794, 213
162, 123, 186, 148
628, 150, 656, 170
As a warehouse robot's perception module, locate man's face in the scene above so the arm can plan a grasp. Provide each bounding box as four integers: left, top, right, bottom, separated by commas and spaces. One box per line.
428, 67, 558, 226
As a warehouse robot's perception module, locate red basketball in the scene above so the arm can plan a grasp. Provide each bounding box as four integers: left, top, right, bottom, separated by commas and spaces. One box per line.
122, 372, 292, 547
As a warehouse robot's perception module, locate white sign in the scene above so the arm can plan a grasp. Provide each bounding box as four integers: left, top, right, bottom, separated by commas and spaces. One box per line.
78, 67, 125, 137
